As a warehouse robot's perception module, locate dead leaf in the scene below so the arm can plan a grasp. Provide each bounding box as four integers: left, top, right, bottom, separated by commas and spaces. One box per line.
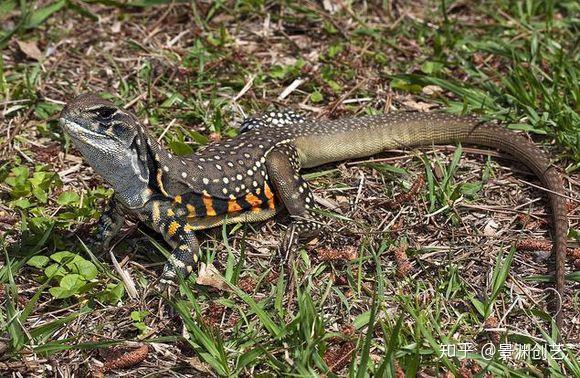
185, 356, 213, 373
422, 85, 443, 95
315, 195, 342, 212
196, 263, 231, 292
483, 219, 499, 236
16, 40, 43, 61
111, 21, 121, 33
401, 99, 436, 112
322, 0, 339, 14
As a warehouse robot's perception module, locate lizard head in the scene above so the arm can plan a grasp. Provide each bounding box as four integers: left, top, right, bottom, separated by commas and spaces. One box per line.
60, 94, 154, 208
60, 94, 140, 150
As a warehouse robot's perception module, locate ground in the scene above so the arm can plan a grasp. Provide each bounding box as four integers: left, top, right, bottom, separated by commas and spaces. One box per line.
0, 1, 579, 376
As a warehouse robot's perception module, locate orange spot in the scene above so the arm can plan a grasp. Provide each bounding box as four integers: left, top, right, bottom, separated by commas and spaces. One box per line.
245, 193, 262, 207
157, 170, 168, 196
174, 195, 182, 204
264, 183, 276, 209
202, 195, 216, 216
264, 183, 274, 199
186, 204, 196, 216
183, 224, 195, 232
228, 199, 243, 213
167, 208, 175, 217
167, 221, 180, 237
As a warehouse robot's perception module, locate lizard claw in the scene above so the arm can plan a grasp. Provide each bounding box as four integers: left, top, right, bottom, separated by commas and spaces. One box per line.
158, 259, 193, 288
155, 277, 177, 293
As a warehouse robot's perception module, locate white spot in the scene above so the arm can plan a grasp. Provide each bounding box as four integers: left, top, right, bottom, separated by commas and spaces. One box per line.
181, 172, 187, 178
203, 178, 209, 185
236, 174, 243, 180
163, 166, 169, 172
223, 177, 229, 183
168, 153, 173, 158
222, 188, 228, 194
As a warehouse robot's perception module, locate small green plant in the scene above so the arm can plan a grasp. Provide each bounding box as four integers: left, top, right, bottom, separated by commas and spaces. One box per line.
470, 247, 516, 320
420, 145, 488, 218
26, 251, 122, 303
131, 310, 151, 335
4, 165, 59, 208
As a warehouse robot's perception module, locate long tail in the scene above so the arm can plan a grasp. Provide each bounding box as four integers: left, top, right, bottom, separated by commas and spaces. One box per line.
296, 112, 567, 326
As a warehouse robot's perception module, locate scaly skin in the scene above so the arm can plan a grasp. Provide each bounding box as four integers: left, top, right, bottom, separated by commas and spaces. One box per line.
60, 94, 567, 327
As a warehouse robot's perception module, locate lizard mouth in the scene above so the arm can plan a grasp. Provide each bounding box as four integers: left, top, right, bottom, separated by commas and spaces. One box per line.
60, 117, 120, 145
61, 117, 100, 137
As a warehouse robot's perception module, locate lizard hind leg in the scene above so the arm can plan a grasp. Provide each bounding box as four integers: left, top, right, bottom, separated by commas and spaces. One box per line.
265, 144, 325, 258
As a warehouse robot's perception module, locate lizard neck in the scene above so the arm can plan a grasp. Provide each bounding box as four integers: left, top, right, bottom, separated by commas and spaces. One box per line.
103, 129, 159, 209
96, 125, 178, 209
143, 134, 192, 198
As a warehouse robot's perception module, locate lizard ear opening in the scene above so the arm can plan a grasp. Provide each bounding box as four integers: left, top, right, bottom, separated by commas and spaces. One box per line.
129, 135, 151, 183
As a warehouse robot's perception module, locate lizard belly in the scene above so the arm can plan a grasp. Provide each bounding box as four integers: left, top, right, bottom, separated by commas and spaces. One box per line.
186, 207, 280, 231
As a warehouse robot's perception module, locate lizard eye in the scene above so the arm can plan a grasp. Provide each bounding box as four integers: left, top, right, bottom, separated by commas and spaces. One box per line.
92, 107, 116, 121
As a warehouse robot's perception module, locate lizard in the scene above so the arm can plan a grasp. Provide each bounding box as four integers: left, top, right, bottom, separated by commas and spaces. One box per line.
59, 93, 568, 327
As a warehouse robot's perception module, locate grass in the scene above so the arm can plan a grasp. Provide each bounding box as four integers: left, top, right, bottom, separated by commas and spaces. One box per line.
1, 0, 579, 376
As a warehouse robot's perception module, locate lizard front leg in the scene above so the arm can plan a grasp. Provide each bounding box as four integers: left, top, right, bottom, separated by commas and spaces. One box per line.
94, 196, 125, 251
265, 144, 325, 256
144, 199, 200, 283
